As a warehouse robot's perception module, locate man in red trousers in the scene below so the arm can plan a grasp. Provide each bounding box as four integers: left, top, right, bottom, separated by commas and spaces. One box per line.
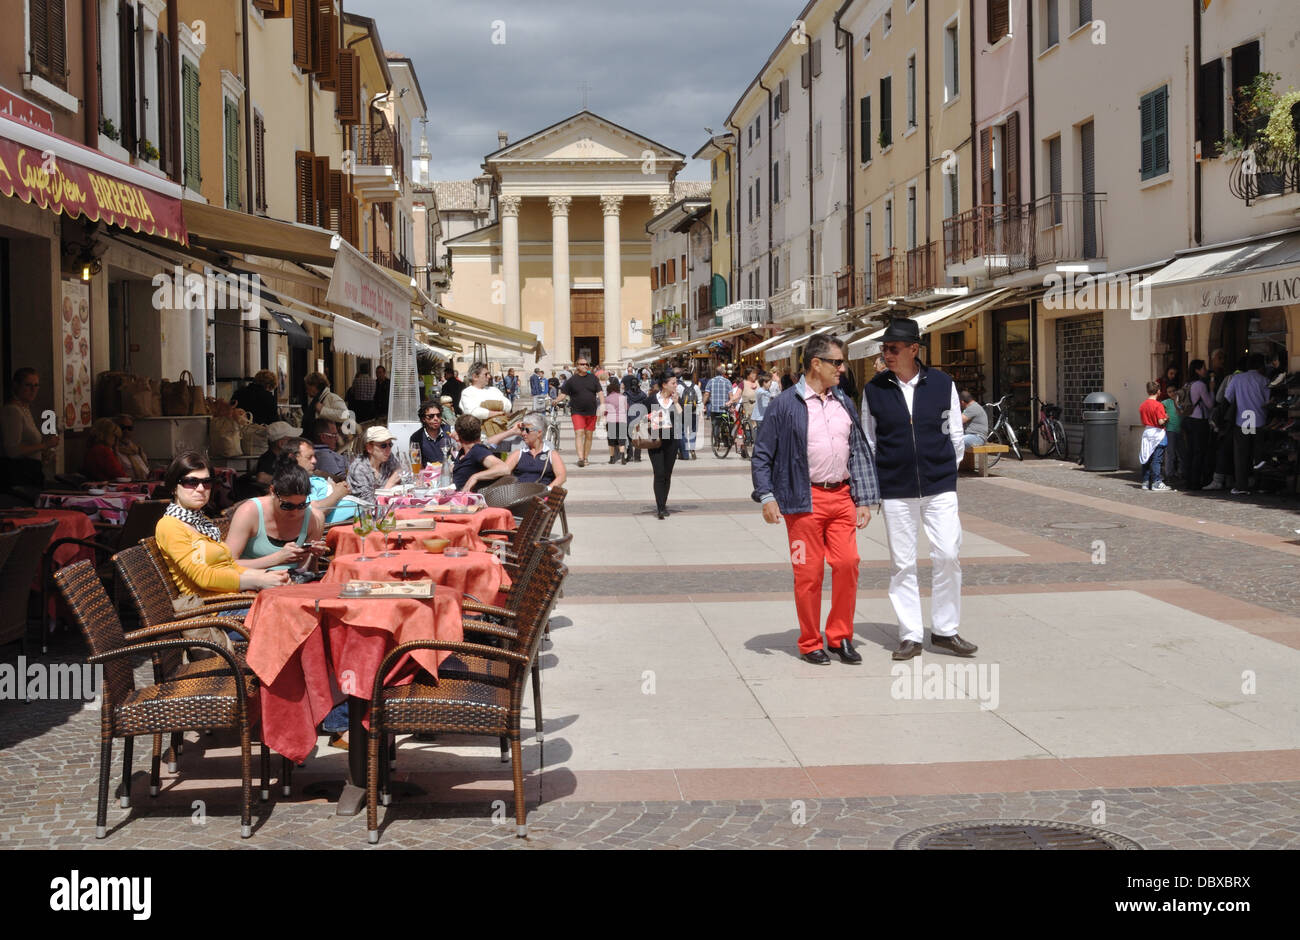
750, 334, 879, 665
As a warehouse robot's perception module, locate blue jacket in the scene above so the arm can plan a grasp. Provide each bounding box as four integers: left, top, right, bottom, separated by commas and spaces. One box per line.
751, 378, 880, 515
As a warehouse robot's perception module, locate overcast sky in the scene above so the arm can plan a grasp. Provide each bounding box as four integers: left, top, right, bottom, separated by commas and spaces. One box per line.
355, 0, 803, 181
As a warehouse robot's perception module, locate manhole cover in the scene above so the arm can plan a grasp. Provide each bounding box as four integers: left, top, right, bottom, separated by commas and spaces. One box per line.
895, 819, 1141, 850
1046, 521, 1126, 530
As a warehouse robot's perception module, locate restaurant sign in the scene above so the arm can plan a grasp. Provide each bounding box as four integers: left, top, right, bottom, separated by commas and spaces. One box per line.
0, 131, 187, 245
0, 86, 53, 131
1141, 265, 1300, 320
324, 235, 411, 333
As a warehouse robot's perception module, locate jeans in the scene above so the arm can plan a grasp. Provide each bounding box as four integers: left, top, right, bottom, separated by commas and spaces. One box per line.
1164, 428, 1184, 481
1142, 444, 1167, 487
962, 433, 985, 451
1183, 417, 1210, 488
679, 409, 698, 457
321, 701, 350, 734
648, 443, 679, 512
1232, 425, 1259, 490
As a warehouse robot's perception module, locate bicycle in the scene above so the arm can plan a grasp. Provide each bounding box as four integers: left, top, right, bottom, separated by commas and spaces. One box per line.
710, 409, 736, 458
732, 403, 756, 459
1027, 395, 1069, 459
534, 397, 562, 452
982, 394, 1024, 468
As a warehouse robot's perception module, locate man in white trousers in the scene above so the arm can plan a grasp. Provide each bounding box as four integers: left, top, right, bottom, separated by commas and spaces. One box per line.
860, 318, 977, 661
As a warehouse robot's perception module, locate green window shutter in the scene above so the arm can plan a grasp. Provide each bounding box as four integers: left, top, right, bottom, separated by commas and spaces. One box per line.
880, 76, 892, 146
859, 95, 871, 161
182, 60, 201, 191
224, 98, 241, 210
1140, 86, 1168, 180
1153, 86, 1168, 177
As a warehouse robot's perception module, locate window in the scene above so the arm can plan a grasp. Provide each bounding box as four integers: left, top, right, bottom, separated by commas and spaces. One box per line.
1047, 135, 1062, 223
181, 58, 201, 191
943, 167, 959, 220
906, 185, 916, 249
712, 158, 718, 181
772, 161, 780, 204
906, 54, 917, 129
650, 267, 659, 291
988, 0, 1010, 44
863, 212, 873, 299
884, 10, 892, 35
1076, 0, 1092, 28
224, 97, 241, 210
668, 259, 676, 284
884, 198, 893, 255
747, 184, 753, 223
1197, 58, 1225, 154
880, 76, 892, 148
1139, 85, 1169, 179
1230, 40, 1262, 145
253, 111, 267, 212
1043, 0, 1058, 50
724, 152, 730, 173
755, 177, 761, 216
863, 31, 871, 57
944, 21, 960, 101
725, 199, 731, 234
29, 0, 68, 89
773, 255, 780, 290
814, 120, 823, 174
713, 209, 719, 241
859, 96, 871, 161
118, 1, 140, 151
756, 115, 762, 140
748, 125, 752, 149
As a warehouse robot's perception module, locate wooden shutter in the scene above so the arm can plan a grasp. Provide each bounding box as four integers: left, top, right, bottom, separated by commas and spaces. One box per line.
979, 126, 994, 205
650, 268, 658, 291
1152, 87, 1168, 176
1197, 58, 1224, 153
156, 32, 170, 173
668, 259, 676, 284
340, 194, 358, 246
335, 49, 361, 124
1004, 111, 1020, 208
327, 169, 345, 233
31, 0, 68, 87
315, 0, 337, 87
119, 1, 139, 152
879, 76, 891, 146
801, 52, 810, 89
812, 39, 822, 77
680, 254, 686, 278
1140, 91, 1155, 178
254, 112, 267, 211
860, 96, 871, 161
294, 151, 314, 224
987, 0, 1010, 44
1230, 40, 1261, 141
292, 0, 313, 71
182, 59, 201, 190
30, 0, 49, 79
254, 0, 286, 15
780, 78, 790, 113
224, 99, 241, 210
314, 156, 329, 227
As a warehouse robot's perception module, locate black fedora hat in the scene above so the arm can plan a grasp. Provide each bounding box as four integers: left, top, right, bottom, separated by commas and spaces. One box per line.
880, 317, 922, 344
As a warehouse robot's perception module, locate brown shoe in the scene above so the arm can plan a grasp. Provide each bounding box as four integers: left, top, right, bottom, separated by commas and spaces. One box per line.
892, 640, 923, 661
930, 633, 978, 656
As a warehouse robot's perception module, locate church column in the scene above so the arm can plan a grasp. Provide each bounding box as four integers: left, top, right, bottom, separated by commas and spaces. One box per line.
499, 194, 522, 332
600, 194, 623, 366
549, 196, 572, 368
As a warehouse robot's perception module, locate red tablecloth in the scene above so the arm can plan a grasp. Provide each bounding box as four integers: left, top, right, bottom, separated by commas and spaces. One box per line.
244, 581, 464, 763
36, 491, 151, 525
324, 521, 476, 556
324, 550, 508, 602
5, 509, 97, 565
393, 506, 515, 541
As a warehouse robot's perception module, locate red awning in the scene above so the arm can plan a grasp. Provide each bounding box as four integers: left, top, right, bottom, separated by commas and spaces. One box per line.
0, 114, 187, 244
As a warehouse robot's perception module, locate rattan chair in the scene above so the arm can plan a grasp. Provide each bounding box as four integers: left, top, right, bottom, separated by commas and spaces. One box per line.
479, 488, 565, 568
0, 527, 21, 574
141, 536, 257, 608
481, 481, 548, 515
0, 521, 57, 655
54, 560, 274, 839
366, 544, 567, 843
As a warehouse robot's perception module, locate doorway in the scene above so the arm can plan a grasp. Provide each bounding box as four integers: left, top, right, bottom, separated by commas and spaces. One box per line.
573, 337, 600, 365
993, 306, 1032, 436
570, 290, 604, 366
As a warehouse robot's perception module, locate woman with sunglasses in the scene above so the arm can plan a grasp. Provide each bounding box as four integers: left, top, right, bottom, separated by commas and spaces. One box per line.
225, 457, 325, 570
345, 426, 403, 505
154, 452, 289, 597
464, 412, 567, 491
113, 414, 150, 480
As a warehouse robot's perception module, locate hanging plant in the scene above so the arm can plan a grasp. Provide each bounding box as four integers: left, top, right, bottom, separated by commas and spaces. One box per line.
1217, 71, 1281, 156
1261, 89, 1300, 157
139, 139, 160, 162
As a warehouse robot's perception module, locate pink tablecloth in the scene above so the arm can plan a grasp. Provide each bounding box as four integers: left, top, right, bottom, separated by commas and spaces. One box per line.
324, 521, 475, 556
36, 491, 151, 525
393, 507, 515, 541
244, 581, 465, 763
324, 550, 507, 602
5, 509, 97, 565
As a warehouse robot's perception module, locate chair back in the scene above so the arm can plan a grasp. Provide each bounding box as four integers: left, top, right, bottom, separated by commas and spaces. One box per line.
113, 544, 179, 629
54, 560, 136, 706
0, 528, 22, 575
0, 521, 58, 646
141, 536, 181, 602
509, 495, 558, 554
115, 499, 169, 551
540, 486, 566, 541
507, 545, 567, 685
482, 481, 548, 513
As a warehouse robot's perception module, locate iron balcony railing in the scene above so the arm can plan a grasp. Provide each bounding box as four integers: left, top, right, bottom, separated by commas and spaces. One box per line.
368, 250, 412, 277
836, 269, 873, 309
942, 193, 1107, 276
1228, 141, 1300, 206
905, 242, 940, 295
875, 254, 900, 297
769, 275, 838, 321
354, 124, 405, 184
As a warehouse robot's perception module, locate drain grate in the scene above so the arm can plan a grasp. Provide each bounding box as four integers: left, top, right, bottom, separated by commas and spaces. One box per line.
1046, 521, 1126, 530
895, 819, 1142, 850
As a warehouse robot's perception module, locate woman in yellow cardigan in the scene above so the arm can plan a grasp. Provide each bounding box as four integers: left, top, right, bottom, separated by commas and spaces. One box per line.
155, 452, 288, 597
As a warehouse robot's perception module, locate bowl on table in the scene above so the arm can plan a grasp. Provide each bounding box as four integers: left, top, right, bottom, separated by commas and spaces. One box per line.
421, 537, 450, 554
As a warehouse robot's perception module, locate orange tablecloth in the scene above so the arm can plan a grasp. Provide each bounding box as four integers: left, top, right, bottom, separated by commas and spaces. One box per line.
393, 506, 515, 541
245, 581, 464, 763
324, 521, 475, 556
5, 509, 97, 566
324, 550, 508, 602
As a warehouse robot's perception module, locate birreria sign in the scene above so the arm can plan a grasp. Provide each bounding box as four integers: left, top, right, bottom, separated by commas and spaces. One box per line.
151, 265, 263, 320
1042, 271, 1149, 317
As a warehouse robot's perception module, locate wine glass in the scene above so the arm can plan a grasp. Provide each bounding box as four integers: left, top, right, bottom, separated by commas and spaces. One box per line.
353, 511, 374, 562
376, 510, 398, 557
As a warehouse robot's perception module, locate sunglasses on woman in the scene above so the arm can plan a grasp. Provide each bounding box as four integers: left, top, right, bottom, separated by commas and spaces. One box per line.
177, 476, 212, 489
277, 499, 308, 512
374, 442, 393, 450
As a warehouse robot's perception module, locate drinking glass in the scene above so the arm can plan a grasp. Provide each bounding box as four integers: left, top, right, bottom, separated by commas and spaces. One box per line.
376, 511, 398, 557
353, 511, 374, 562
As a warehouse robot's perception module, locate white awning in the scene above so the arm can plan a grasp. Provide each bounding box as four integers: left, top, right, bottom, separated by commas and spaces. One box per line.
740, 329, 800, 357
764, 325, 835, 363
1133, 229, 1300, 320
846, 289, 1018, 358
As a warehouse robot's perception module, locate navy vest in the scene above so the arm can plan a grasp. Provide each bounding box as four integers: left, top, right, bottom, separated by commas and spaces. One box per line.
863, 365, 957, 500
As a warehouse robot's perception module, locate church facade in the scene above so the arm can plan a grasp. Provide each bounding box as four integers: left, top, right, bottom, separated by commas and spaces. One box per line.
440, 111, 688, 370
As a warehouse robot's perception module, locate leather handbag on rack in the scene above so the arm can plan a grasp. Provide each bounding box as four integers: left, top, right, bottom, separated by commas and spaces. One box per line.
120, 376, 161, 417
162, 370, 203, 416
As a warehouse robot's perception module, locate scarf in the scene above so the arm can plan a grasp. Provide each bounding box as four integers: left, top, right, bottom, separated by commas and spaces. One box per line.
165, 501, 222, 542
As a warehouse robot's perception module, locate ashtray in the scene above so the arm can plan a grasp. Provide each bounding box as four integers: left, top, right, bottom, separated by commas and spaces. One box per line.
339, 581, 373, 597
444, 547, 468, 558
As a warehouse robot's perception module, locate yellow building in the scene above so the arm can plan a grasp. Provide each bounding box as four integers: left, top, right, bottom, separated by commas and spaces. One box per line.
692, 133, 736, 314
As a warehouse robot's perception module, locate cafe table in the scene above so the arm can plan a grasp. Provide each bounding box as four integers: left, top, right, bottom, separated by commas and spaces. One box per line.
0, 508, 97, 566
324, 549, 508, 603
243, 580, 465, 815
36, 490, 151, 525
324, 520, 476, 556
393, 506, 516, 542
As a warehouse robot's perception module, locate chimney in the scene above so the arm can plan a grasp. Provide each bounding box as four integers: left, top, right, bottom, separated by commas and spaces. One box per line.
497, 131, 509, 149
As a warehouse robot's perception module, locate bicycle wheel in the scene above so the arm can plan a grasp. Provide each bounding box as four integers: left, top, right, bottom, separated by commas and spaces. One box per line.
712, 420, 732, 459
1050, 419, 1069, 459
740, 422, 755, 459
985, 428, 1006, 468
1006, 424, 1023, 461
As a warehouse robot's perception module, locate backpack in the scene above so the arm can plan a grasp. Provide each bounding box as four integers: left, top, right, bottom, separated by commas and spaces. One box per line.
681, 382, 699, 407
1172, 385, 1194, 418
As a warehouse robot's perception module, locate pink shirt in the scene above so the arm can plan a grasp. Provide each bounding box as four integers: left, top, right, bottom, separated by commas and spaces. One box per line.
801, 383, 851, 484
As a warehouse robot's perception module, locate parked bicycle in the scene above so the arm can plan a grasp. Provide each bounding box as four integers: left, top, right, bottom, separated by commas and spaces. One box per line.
533, 397, 562, 452
982, 394, 1023, 468
711, 404, 754, 459
1027, 395, 1069, 459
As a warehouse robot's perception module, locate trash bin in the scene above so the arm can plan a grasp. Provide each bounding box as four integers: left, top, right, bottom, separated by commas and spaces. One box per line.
1082, 392, 1119, 472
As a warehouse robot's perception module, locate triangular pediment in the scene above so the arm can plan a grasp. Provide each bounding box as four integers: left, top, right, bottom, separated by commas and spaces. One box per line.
487, 111, 684, 165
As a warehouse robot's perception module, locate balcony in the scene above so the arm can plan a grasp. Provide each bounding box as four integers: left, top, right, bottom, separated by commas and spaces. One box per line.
368, 250, 412, 277
717, 298, 767, 329
413, 264, 450, 294
942, 193, 1107, 279
875, 254, 900, 298
695, 308, 717, 334
768, 275, 837, 325
905, 242, 940, 295
836, 269, 873, 310
1229, 142, 1300, 218
351, 124, 404, 202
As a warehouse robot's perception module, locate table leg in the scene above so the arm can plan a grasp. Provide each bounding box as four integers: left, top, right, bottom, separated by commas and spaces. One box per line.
335, 694, 368, 817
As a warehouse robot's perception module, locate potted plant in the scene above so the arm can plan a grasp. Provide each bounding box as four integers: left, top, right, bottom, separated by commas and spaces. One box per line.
139, 139, 160, 162
878, 129, 890, 151
100, 118, 119, 142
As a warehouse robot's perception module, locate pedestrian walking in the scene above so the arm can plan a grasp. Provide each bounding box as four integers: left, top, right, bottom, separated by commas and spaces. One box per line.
1139, 381, 1170, 492
702, 364, 734, 448
677, 371, 701, 459
645, 371, 682, 519
751, 334, 878, 665
1184, 359, 1213, 489
556, 357, 604, 467
623, 377, 648, 464
1225, 352, 1270, 495
603, 379, 627, 464
752, 371, 773, 441
861, 318, 977, 661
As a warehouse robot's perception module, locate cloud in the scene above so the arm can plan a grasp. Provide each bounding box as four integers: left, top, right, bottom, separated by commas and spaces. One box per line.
355, 0, 802, 181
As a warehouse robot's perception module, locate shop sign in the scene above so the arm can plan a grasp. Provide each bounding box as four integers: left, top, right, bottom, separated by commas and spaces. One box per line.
0, 86, 53, 131
324, 236, 410, 333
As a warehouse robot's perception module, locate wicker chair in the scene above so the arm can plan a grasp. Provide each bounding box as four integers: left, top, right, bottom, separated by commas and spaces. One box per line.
0, 521, 58, 655
141, 536, 258, 609
481, 481, 548, 515
479, 488, 564, 568
366, 544, 567, 843
54, 560, 273, 839
0, 527, 21, 574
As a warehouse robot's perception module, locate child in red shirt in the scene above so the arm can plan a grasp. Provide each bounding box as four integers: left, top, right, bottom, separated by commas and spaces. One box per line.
1138, 381, 1169, 491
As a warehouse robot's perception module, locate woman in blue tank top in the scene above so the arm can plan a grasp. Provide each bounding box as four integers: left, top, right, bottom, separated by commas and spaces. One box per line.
463, 412, 567, 491
225, 458, 326, 570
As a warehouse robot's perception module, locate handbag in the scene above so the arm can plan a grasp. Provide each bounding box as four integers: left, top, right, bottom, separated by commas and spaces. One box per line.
162, 370, 202, 416
120, 376, 161, 417
629, 415, 661, 450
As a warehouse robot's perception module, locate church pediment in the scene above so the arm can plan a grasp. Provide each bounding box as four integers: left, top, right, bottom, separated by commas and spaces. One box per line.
487, 110, 684, 166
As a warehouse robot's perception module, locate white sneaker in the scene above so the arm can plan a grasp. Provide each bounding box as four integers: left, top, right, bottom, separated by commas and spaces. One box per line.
1230, 488, 1250, 495
1151, 482, 1172, 492
1202, 480, 1224, 491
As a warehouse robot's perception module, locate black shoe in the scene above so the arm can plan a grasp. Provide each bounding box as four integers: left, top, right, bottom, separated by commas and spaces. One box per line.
892, 640, 923, 661
800, 649, 831, 665
656, 510, 667, 519
827, 639, 862, 664
622, 454, 630, 464
930, 633, 978, 656
609, 456, 617, 464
